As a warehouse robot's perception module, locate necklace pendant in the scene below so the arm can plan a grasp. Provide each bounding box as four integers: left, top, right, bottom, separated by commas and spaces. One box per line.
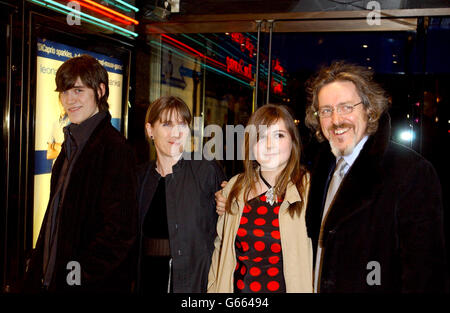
265, 187, 275, 205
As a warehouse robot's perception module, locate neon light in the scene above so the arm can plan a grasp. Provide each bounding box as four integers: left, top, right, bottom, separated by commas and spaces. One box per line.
201, 33, 285, 84
102, 0, 132, 13
272, 59, 284, 75
246, 32, 258, 41
30, 0, 46, 5
180, 34, 286, 84
180, 34, 227, 60
161, 34, 224, 69
198, 34, 248, 66
70, 0, 132, 25
226, 33, 286, 83
149, 40, 252, 89
272, 78, 283, 95
226, 57, 253, 80
160, 37, 210, 66
30, 0, 71, 15
79, 0, 138, 25
80, 15, 115, 32
217, 33, 254, 62
38, 0, 138, 37
161, 37, 228, 76
115, 0, 139, 12
32, 0, 116, 32
162, 34, 225, 68
163, 34, 286, 85
230, 33, 255, 58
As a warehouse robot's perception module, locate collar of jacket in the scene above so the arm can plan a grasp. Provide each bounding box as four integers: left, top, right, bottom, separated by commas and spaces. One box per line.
364, 112, 391, 160
72, 111, 111, 159
65, 111, 108, 148
319, 112, 391, 242
171, 151, 192, 173
55, 111, 112, 169
145, 151, 193, 180
284, 181, 303, 206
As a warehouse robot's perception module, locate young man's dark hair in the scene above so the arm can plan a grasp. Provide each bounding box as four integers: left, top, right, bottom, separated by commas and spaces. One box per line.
55, 54, 109, 111
23, 55, 137, 293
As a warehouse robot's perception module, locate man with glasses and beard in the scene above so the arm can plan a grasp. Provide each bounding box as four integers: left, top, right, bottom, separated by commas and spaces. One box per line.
304, 61, 447, 293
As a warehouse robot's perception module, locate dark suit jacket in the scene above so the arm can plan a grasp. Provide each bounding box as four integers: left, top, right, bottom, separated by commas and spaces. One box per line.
25, 113, 138, 293
306, 113, 448, 292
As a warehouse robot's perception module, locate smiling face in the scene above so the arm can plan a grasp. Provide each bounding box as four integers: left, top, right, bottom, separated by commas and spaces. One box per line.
145, 109, 190, 160
318, 80, 369, 157
60, 77, 104, 124
252, 119, 293, 173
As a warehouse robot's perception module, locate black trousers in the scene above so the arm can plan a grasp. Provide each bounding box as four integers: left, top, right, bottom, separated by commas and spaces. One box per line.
140, 255, 173, 293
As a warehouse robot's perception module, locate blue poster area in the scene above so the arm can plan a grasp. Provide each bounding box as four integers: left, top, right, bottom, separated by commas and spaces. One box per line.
162, 63, 198, 90
35, 38, 122, 175
37, 38, 124, 74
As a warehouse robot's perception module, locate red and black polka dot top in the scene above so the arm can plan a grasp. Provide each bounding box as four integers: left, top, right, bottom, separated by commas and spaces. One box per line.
234, 192, 286, 293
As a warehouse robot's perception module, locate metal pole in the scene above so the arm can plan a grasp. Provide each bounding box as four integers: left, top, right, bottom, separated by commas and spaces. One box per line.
254, 20, 262, 111
266, 20, 274, 105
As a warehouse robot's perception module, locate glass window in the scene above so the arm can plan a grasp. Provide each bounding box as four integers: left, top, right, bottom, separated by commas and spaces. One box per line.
134, 32, 259, 178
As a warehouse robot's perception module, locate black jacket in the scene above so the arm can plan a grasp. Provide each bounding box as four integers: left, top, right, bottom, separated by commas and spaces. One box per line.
137, 154, 225, 293
25, 113, 138, 293
306, 113, 448, 292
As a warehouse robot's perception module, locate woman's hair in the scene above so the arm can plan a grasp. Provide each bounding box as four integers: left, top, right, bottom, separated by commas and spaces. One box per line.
305, 61, 389, 142
144, 96, 192, 141
55, 54, 109, 112
225, 104, 307, 217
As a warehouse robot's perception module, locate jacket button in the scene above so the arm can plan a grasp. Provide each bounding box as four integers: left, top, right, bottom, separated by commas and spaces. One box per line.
178, 249, 182, 256
329, 229, 336, 235
175, 223, 178, 230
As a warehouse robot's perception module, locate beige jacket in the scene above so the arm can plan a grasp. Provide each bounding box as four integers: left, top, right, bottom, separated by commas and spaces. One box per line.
207, 172, 313, 293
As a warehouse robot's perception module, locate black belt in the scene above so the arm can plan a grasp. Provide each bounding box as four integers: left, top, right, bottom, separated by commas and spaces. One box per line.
143, 237, 171, 257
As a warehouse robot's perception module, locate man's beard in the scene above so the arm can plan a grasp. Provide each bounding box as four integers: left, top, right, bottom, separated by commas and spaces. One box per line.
328, 129, 358, 157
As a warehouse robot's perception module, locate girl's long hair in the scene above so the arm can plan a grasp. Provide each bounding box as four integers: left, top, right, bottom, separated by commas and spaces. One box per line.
225, 104, 307, 217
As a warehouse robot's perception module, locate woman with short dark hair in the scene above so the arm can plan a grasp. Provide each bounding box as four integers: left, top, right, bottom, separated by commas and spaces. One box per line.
137, 96, 225, 293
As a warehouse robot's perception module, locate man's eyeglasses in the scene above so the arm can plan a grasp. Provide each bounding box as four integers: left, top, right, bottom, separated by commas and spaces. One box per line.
315, 101, 362, 118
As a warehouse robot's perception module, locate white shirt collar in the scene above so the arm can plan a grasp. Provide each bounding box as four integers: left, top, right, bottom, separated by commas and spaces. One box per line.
339, 135, 369, 168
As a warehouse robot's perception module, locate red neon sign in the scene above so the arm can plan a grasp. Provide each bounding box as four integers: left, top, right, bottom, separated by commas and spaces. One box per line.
230, 33, 255, 58
272, 78, 283, 95
226, 57, 253, 80
258, 78, 284, 95
272, 59, 284, 76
